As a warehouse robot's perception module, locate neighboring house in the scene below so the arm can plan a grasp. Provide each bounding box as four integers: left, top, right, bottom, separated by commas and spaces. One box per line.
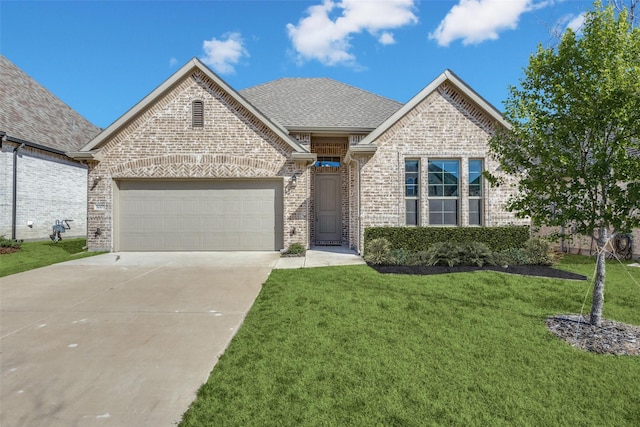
0, 56, 100, 241
70, 58, 526, 253
539, 146, 640, 260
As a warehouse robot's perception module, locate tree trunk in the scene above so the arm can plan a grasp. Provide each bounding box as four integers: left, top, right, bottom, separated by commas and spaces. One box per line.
589, 227, 607, 326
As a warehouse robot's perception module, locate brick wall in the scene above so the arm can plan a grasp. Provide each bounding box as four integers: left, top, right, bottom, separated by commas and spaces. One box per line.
86, 71, 308, 251
537, 226, 639, 260
355, 84, 526, 252
0, 144, 87, 240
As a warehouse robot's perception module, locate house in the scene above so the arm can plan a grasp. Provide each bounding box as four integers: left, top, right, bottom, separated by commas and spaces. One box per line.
0, 56, 100, 241
70, 58, 526, 253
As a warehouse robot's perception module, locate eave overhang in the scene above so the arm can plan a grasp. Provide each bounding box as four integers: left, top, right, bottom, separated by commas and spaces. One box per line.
345, 144, 377, 163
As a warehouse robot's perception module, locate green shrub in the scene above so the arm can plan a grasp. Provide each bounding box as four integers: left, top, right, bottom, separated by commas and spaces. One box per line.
500, 247, 530, 265
0, 236, 21, 249
405, 251, 431, 266
390, 248, 412, 266
364, 226, 529, 253
491, 251, 512, 267
364, 238, 396, 265
425, 241, 464, 267
460, 241, 496, 267
284, 243, 306, 255
523, 238, 555, 266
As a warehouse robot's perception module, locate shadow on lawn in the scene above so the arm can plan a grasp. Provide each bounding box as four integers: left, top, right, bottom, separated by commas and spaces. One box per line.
45, 239, 86, 254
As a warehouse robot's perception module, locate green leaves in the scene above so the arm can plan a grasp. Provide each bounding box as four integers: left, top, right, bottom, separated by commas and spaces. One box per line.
488, 1, 640, 238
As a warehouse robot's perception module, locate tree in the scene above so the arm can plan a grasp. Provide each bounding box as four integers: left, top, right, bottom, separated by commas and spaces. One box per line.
611, 0, 638, 26
487, 1, 640, 326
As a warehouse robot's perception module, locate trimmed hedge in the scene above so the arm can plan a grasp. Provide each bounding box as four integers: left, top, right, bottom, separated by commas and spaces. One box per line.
364, 226, 530, 252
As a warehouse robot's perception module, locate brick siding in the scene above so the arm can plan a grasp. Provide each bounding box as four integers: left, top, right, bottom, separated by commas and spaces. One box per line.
86, 71, 308, 251
353, 84, 527, 252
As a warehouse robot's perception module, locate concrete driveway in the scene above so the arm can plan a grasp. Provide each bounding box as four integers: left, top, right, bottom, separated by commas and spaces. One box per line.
1, 252, 279, 427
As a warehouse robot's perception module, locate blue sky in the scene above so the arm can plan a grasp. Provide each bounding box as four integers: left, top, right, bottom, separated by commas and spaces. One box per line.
1, 0, 591, 129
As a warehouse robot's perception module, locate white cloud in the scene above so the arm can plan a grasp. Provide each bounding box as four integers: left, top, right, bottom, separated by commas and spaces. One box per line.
565, 13, 586, 33
379, 32, 396, 45
169, 57, 178, 67
287, 0, 418, 66
551, 12, 586, 38
430, 0, 538, 46
201, 32, 249, 74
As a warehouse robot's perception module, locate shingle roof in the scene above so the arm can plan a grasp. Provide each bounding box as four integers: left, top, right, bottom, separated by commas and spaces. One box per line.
0, 55, 100, 152
240, 78, 402, 130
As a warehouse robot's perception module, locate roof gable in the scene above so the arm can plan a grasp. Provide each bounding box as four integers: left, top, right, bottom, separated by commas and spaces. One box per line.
357, 69, 509, 145
80, 58, 307, 154
0, 55, 100, 151
240, 78, 402, 131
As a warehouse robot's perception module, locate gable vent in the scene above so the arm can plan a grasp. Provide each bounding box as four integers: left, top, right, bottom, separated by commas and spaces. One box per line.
192, 100, 204, 127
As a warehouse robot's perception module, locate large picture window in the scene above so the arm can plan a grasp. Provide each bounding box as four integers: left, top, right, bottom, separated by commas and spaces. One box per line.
405, 159, 419, 225
428, 160, 459, 225
468, 159, 483, 225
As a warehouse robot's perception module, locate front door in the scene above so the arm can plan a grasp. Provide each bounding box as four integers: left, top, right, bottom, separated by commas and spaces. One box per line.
315, 174, 341, 243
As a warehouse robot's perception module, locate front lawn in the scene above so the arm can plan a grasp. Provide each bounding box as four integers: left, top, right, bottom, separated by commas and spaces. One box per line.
181, 256, 640, 426
0, 238, 103, 277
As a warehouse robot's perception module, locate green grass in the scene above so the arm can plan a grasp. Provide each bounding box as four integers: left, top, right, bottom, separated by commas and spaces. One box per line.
0, 238, 104, 277
181, 256, 640, 426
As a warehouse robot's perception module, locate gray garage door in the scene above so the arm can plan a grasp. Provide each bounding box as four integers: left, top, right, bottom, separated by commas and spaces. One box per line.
117, 180, 283, 251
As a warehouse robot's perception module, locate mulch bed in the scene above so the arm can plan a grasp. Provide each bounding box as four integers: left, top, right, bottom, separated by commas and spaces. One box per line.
547, 315, 640, 356
368, 264, 588, 281
0, 247, 20, 254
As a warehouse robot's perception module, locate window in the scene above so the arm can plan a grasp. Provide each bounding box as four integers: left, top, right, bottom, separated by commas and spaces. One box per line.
405, 159, 419, 225
315, 156, 341, 168
192, 100, 204, 127
428, 160, 459, 225
468, 159, 483, 225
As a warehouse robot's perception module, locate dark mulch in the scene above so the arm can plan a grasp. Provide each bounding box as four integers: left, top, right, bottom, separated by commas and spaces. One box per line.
368, 263, 588, 281
547, 315, 640, 356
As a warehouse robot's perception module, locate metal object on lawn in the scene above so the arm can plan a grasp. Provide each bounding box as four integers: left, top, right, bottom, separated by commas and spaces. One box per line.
50, 219, 72, 243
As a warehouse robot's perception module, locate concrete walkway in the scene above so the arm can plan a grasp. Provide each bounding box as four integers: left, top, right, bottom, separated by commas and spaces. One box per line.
274, 246, 365, 269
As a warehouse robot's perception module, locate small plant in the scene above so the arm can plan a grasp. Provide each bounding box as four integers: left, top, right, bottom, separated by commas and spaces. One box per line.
500, 247, 530, 265
0, 236, 21, 253
364, 238, 396, 265
425, 241, 463, 267
284, 243, 306, 256
524, 238, 555, 266
390, 248, 412, 265
460, 241, 496, 267
491, 251, 512, 267
405, 251, 431, 266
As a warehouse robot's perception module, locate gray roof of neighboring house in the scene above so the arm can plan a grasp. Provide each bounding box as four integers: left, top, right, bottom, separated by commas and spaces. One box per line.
0, 55, 100, 152
240, 78, 403, 131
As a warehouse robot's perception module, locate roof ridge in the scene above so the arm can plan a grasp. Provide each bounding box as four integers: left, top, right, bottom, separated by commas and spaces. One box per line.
241, 76, 402, 105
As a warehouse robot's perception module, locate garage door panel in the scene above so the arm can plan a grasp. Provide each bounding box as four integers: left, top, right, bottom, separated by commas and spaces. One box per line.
118, 180, 282, 251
